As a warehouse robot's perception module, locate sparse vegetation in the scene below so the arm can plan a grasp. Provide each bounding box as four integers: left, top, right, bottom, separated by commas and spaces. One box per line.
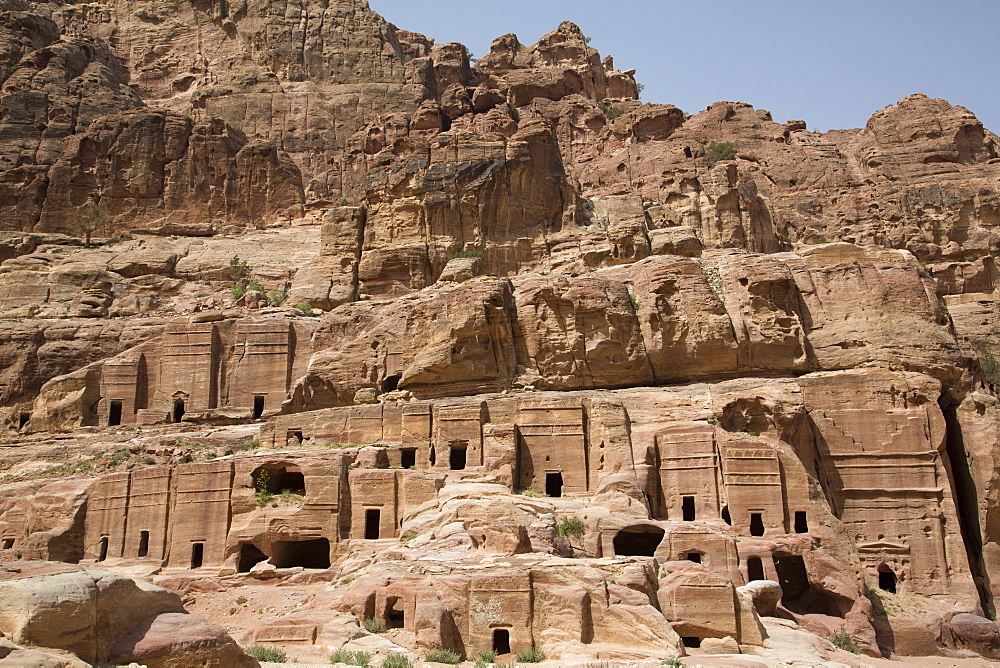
556, 515, 585, 539
361, 616, 386, 633
521, 487, 547, 497
506, 102, 520, 121
72, 202, 111, 247
636, 82, 645, 97
236, 595, 248, 605
297, 302, 315, 316
598, 101, 624, 120
380, 653, 412, 668
698, 260, 724, 299
977, 344, 1000, 386
629, 292, 640, 310
661, 660, 684, 667
254, 468, 273, 506
448, 250, 484, 260
475, 649, 498, 664
514, 646, 544, 663
266, 290, 288, 306
338, 575, 356, 586
246, 645, 288, 662
830, 626, 861, 654
705, 141, 737, 166
231, 283, 247, 300
228, 607, 237, 615
229, 255, 252, 282
424, 648, 461, 664
330, 648, 372, 666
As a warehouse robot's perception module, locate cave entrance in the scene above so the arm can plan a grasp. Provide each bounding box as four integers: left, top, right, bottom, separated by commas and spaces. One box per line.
721, 505, 731, 525
686, 552, 702, 563
365, 509, 381, 539
137, 531, 149, 558
108, 400, 123, 426
401, 448, 416, 469
794, 511, 808, 533
98, 536, 109, 562
385, 597, 405, 629
775, 554, 809, 601
450, 445, 467, 470
190, 542, 204, 568
0, 538, 13, 549
173, 399, 185, 423
492, 629, 511, 655
878, 565, 897, 593
747, 557, 765, 582
545, 472, 563, 498
749, 512, 765, 536
613, 525, 665, 557
251, 464, 305, 495
238, 543, 269, 572
681, 636, 701, 648
270, 538, 330, 569
682, 496, 696, 521
253, 396, 265, 419
18, 413, 29, 429
382, 374, 401, 392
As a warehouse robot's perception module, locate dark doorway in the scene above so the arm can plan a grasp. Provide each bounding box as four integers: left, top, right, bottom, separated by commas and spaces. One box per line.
270, 538, 330, 569
108, 400, 123, 426
613, 525, 665, 557
750, 512, 765, 536
450, 445, 467, 470
429, 445, 436, 466
365, 509, 381, 539
681, 637, 701, 648
721, 505, 731, 525
382, 374, 401, 392
288, 430, 303, 445
1, 538, 13, 549
545, 472, 563, 498
401, 448, 416, 469
137, 531, 149, 558
279, 470, 305, 494
173, 399, 185, 423
492, 629, 511, 655
878, 566, 897, 593
253, 396, 265, 419
747, 557, 765, 581
191, 542, 204, 568
682, 496, 696, 521
18, 413, 29, 429
238, 543, 269, 572
775, 554, 809, 601
385, 597, 405, 629
98, 536, 109, 561
794, 511, 808, 533
686, 552, 702, 563
683, 146, 693, 158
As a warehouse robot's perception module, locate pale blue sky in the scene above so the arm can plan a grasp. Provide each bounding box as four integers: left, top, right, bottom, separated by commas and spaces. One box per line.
369, 0, 999, 133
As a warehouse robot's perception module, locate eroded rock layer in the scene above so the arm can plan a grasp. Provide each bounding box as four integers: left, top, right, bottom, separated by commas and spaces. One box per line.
2, 0, 1000, 665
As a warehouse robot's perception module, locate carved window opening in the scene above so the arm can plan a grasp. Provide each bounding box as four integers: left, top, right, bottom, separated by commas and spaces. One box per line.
98, 536, 109, 562
190, 542, 204, 569
137, 531, 149, 558
613, 525, 665, 557
252, 465, 305, 495
253, 396, 265, 420
365, 509, 381, 539
545, 472, 563, 498
682, 496, 696, 521
108, 400, 123, 426
681, 637, 701, 648
1, 539, 13, 549
172, 399, 185, 423
385, 596, 405, 629
238, 543, 268, 572
747, 557, 765, 581
686, 552, 702, 563
683, 146, 692, 158
382, 374, 401, 392
794, 511, 808, 533
878, 565, 897, 593
400, 448, 417, 469
270, 538, 330, 569
749, 512, 765, 536
492, 629, 511, 655
18, 413, 29, 429
721, 505, 731, 525
449, 444, 467, 470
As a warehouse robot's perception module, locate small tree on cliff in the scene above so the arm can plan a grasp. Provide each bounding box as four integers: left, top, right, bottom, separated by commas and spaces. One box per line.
72, 202, 110, 247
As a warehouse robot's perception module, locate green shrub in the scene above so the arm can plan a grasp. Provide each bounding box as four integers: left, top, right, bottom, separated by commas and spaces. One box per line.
830, 626, 861, 654
977, 344, 1000, 385
266, 290, 288, 306
521, 487, 546, 497
247, 280, 265, 293
424, 648, 461, 664
361, 616, 386, 633
475, 649, 498, 663
556, 516, 585, 539
380, 654, 412, 668
229, 607, 237, 615
661, 660, 684, 667
231, 283, 247, 300
246, 644, 288, 662
448, 250, 484, 260
705, 141, 737, 166
506, 102, 520, 121
514, 646, 544, 663
599, 102, 623, 120
296, 302, 315, 316
229, 255, 251, 282
330, 648, 372, 666
236, 595, 248, 605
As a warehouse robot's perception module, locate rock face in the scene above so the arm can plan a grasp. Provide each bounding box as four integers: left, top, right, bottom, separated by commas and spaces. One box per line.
2, 0, 1000, 665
